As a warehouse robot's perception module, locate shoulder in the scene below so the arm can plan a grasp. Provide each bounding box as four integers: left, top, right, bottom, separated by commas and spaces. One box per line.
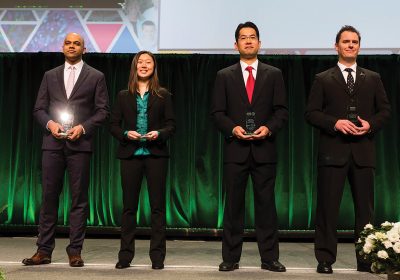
358, 66, 380, 78
84, 63, 105, 77
118, 89, 130, 97
155, 87, 172, 99
259, 61, 282, 74
45, 64, 63, 75
315, 66, 337, 79
217, 63, 239, 75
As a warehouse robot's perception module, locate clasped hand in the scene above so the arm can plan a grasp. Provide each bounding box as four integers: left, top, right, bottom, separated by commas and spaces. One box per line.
233, 125, 270, 140
48, 120, 83, 141
334, 116, 370, 135
126, 130, 159, 141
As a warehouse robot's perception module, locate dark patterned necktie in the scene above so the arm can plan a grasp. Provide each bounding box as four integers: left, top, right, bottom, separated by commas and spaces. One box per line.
344, 68, 354, 94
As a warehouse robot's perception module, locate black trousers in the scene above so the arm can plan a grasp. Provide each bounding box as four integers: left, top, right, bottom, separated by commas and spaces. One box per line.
118, 156, 167, 264
314, 157, 374, 264
222, 154, 279, 263
37, 148, 91, 256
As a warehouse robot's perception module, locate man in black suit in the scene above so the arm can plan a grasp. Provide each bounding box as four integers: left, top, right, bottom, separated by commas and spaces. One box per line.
22, 32, 109, 267
211, 21, 288, 272
305, 25, 391, 274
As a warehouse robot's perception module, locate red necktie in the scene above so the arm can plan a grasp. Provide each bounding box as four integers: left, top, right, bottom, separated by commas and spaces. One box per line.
245, 66, 254, 103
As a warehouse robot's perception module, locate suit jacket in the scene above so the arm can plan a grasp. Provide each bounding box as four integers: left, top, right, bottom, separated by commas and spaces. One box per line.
305, 65, 391, 167
109, 89, 175, 159
211, 61, 288, 163
33, 63, 110, 152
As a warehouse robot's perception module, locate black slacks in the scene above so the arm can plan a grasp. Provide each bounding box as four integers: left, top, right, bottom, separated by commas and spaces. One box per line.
222, 153, 279, 263
118, 156, 168, 264
37, 148, 91, 255
314, 156, 374, 264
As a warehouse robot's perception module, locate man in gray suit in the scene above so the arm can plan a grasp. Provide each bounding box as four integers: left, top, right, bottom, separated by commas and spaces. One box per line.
305, 25, 390, 274
22, 32, 109, 267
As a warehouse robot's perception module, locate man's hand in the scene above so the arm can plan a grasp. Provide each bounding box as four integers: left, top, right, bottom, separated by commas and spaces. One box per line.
232, 126, 253, 140
48, 120, 64, 139
67, 124, 84, 141
334, 119, 360, 135
251, 126, 270, 140
352, 116, 371, 136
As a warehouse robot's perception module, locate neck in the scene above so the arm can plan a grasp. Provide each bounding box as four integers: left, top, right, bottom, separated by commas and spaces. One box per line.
65, 58, 82, 65
137, 80, 149, 95
240, 56, 257, 65
339, 58, 356, 67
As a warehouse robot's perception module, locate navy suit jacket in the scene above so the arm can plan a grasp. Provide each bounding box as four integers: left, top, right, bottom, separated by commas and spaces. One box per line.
305, 65, 391, 167
211, 61, 288, 163
33, 63, 109, 152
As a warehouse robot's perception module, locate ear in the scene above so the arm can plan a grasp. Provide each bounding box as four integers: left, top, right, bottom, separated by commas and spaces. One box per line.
334, 43, 338, 52
234, 41, 238, 51
83, 47, 87, 54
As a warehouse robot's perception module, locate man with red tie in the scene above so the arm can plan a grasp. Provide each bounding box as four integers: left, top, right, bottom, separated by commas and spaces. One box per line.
211, 21, 288, 272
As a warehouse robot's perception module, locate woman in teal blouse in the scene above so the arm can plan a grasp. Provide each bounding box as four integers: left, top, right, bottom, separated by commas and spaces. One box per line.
110, 51, 175, 270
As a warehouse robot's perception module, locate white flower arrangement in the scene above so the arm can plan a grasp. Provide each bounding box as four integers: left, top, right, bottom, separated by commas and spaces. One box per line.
356, 222, 400, 273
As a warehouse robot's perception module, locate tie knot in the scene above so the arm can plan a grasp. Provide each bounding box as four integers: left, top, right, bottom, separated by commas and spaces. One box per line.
344, 68, 353, 73
69, 66, 75, 70
246, 66, 253, 72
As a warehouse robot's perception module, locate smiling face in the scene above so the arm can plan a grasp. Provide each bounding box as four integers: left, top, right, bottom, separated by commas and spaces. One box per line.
234, 27, 260, 63
62, 33, 85, 65
136, 53, 154, 81
335, 31, 360, 65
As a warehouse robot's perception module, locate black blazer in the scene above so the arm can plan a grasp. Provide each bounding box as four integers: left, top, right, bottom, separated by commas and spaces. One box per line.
33, 63, 110, 152
211, 61, 288, 163
109, 89, 175, 159
305, 65, 391, 167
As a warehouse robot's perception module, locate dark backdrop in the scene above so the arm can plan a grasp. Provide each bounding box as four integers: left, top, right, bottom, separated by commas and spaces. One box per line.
0, 53, 399, 234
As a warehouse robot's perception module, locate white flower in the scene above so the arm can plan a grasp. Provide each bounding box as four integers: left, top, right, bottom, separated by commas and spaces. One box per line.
387, 229, 400, 243
377, 250, 389, 259
363, 244, 373, 254
393, 242, 400, 254
375, 232, 387, 241
381, 221, 393, 227
364, 224, 374, 230
383, 241, 393, 249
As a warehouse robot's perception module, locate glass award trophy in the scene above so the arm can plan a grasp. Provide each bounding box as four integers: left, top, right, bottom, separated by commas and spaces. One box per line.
245, 111, 256, 135
59, 111, 74, 137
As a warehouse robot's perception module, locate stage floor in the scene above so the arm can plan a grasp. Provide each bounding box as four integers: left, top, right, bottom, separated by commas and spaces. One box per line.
0, 237, 386, 280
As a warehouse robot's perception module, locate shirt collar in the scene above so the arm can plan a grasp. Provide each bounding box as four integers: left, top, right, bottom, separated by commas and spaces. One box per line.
337, 62, 357, 73
240, 59, 258, 73
65, 60, 84, 71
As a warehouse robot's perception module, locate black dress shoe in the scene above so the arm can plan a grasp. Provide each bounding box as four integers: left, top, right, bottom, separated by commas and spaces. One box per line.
357, 263, 372, 272
261, 260, 286, 272
152, 262, 164, 270
115, 261, 130, 269
317, 262, 333, 274
219, 261, 239, 271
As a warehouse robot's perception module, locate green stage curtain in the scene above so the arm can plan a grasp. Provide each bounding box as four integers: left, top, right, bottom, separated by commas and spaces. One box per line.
0, 53, 399, 232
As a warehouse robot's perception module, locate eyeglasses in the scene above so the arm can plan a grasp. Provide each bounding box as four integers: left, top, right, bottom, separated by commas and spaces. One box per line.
238, 35, 258, 41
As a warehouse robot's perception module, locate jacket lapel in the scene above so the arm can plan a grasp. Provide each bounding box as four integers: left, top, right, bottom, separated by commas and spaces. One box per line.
69, 63, 89, 99
352, 66, 366, 95
147, 92, 156, 111
251, 62, 268, 105
231, 63, 250, 105
56, 65, 67, 99
331, 66, 349, 93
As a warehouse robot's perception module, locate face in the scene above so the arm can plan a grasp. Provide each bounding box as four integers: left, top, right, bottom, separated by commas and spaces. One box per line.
62, 33, 85, 64
335, 31, 360, 63
136, 53, 154, 80
126, 1, 140, 22
234, 27, 260, 60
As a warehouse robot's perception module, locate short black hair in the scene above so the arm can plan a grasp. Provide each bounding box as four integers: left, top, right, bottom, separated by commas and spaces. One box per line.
335, 25, 361, 44
235, 21, 259, 42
